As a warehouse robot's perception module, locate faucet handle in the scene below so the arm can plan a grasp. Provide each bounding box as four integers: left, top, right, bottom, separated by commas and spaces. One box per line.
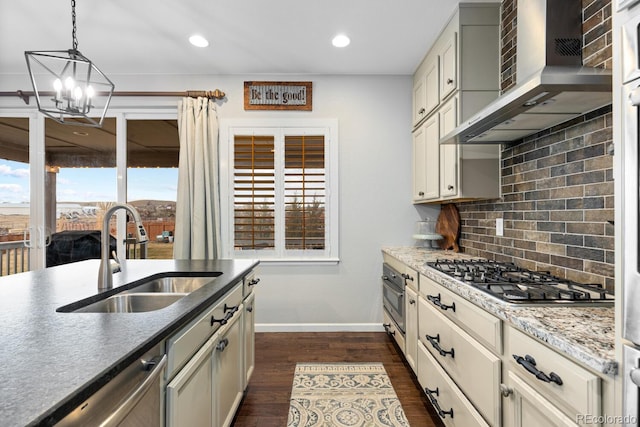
110, 250, 122, 273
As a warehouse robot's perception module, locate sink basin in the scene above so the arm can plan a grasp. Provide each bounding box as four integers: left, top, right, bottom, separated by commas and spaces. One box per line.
127, 276, 217, 294
70, 293, 186, 313
57, 272, 222, 313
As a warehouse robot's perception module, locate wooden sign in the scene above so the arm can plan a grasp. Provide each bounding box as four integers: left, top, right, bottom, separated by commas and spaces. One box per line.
244, 81, 312, 110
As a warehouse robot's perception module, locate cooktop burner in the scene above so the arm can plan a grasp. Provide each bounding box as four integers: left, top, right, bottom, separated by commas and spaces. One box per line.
426, 259, 614, 305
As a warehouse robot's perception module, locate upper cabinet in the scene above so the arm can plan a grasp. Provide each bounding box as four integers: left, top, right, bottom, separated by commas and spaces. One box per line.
412, 3, 502, 204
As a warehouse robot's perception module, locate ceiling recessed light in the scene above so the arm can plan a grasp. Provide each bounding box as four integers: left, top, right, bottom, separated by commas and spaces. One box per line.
332, 34, 350, 48
189, 35, 209, 48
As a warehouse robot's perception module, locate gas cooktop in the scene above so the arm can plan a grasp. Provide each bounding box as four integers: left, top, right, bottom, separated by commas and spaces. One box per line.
427, 259, 614, 306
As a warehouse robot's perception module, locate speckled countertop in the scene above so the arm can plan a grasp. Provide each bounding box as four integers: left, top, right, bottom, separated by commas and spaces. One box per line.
0, 258, 258, 427
382, 246, 617, 376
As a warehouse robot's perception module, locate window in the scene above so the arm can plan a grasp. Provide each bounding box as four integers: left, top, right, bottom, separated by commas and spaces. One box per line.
221, 120, 338, 262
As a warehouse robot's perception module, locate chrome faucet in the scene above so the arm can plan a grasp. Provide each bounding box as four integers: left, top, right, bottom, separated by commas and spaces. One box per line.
98, 203, 149, 291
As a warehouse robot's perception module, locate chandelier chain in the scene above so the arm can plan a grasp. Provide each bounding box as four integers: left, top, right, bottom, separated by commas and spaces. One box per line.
71, 0, 78, 50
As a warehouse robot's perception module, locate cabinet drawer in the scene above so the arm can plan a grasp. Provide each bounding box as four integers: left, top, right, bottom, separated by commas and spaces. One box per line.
420, 273, 501, 353
417, 341, 489, 427
166, 284, 243, 378
506, 326, 601, 419
383, 309, 405, 353
419, 297, 501, 426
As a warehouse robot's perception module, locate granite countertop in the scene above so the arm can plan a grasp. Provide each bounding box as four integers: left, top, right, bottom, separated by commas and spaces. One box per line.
0, 258, 258, 427
382, 246, 617, 376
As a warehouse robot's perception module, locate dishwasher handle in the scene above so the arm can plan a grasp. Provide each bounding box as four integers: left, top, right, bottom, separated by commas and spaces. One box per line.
100, 354, 167, 427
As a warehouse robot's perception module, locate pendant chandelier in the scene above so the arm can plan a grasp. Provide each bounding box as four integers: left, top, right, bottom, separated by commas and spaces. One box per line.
24, 0, 114, 127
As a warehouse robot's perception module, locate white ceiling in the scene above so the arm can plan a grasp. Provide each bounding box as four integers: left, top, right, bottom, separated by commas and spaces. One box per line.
0, 0, 498, 78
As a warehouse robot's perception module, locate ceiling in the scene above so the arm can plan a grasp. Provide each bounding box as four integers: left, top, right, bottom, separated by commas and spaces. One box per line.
0, 0, 496, 77
0, 0, 499, 168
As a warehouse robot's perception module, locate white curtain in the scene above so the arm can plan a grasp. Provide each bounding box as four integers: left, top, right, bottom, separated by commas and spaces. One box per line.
173, 97, 221, 259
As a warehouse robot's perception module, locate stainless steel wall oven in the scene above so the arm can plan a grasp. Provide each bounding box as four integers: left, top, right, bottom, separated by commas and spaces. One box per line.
382, 263, 405, 336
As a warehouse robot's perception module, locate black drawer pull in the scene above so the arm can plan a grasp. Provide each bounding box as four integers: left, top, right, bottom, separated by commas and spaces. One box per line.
401, 273, 414, 282
211, 315, 227, 326
426, 333, 455, 358
224, 303, 239, 314
383, 323, 396, 336
426, 293, 456, 312
248, 278, 261, 286
424, 387, 454, 419
513, 354, 563, 385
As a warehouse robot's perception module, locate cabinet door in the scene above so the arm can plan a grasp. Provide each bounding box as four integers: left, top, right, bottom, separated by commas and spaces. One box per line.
405, 286, 418, 373
413, 115, 440, 202
440, 31, 458, 101
413, 75, 427, 127
505, 372, 578, 427
213, 307, 244, 427
439, 97, 459, 198
425, 57, 440, 116
166, 333, 216, 427
244, 292, 256, 388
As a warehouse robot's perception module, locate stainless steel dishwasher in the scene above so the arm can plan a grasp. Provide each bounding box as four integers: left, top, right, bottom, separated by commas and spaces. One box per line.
57, 344, 166, 426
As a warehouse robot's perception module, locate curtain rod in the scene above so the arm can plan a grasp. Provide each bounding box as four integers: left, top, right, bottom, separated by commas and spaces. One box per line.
1, 89, 226, 105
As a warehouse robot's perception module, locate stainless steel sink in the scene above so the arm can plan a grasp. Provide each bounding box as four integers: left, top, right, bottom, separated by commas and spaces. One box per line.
127, 276, 216, 294
71, 293, 186, 313
57, 273, 222, 313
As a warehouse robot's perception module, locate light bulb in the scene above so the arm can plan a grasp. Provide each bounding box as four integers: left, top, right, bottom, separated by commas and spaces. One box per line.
53, 79, 62, 91
65, 76, 75, 91
85, 86, 95, 98
74, 86, 83, 102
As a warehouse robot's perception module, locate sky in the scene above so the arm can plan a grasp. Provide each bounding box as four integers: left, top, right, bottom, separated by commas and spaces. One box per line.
0, 159, 178, 204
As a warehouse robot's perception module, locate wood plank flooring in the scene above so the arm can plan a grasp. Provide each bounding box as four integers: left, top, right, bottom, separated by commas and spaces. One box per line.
231, 332, 444, 427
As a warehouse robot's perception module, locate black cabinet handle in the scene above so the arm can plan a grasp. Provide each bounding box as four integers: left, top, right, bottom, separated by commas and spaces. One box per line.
513, 354, 563, 386
216, 338, 229, 352
447, 185, 454, 190
224, 303, 239, 314
401, 273, 414, 282
418, 191, 425, 196
446, 78, 454, 85
211, 315, 227, 326
426, 333, 455, 358
247, 305, 253, 313
424, 387, 454, 419
383, 323, 396, 336
418, 107, 426, 115
248, 278, 261, 287
409, 298, 416, 305
426, 293, 456, 312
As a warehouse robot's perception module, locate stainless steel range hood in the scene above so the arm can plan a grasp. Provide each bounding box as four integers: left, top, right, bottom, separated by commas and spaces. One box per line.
441, 0, 612, 145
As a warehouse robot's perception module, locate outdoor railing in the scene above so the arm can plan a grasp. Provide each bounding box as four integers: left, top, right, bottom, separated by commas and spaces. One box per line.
0, 240, 30, 276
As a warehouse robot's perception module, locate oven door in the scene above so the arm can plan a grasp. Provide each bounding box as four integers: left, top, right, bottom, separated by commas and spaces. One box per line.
382, 279, 405, 333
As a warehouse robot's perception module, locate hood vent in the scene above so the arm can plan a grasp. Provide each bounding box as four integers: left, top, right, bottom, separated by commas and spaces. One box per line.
441, 0, 612, 145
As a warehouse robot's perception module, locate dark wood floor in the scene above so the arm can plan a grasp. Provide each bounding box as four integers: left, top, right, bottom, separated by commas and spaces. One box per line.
232, 332, 444, 427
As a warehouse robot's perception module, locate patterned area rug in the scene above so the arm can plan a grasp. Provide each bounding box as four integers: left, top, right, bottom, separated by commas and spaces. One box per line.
287, 363, 410, 427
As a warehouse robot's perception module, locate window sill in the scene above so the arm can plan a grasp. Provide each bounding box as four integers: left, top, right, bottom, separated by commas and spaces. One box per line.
247, 257, 340, 266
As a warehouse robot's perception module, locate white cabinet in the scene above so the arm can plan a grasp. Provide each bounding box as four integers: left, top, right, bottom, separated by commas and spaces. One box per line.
164, 272, 256, 427
411, 3, 501, 204
439, 32, 457, 101
502, 327, 601, 426
503, 372, 578, 427
405, 284, 418, 373
413, 114, 440, 202
213, 305, 244, 427
243, 291, 255, 388
166, 331, 216, 427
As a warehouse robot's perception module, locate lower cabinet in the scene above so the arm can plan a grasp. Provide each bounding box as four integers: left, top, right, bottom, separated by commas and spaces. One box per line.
243, 291, 256, 388
213, 305, 244, 427
166, 331, 217, 426
164, 274, 256, 427
405, 285, 418, 373
418, 340, 490, 427
503, 371, 577, 427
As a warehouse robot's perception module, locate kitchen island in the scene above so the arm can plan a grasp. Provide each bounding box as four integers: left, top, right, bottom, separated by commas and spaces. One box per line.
0, 258, 258, 427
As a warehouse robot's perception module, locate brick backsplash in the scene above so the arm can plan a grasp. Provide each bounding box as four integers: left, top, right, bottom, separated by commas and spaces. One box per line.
455, 0, 614, 291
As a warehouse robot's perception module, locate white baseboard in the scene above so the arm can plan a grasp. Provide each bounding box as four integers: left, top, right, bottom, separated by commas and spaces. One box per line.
255, 323, 384, 333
